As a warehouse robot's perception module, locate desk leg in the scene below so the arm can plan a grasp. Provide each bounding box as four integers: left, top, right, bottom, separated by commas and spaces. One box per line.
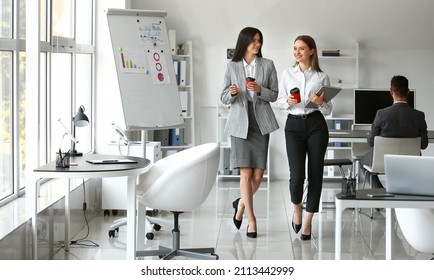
335, 201, 343, 260
385, 208, 393, 260
127, 175, 137, 260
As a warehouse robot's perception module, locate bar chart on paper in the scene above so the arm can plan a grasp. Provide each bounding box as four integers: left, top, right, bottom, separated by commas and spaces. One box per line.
118, 47, 147, 73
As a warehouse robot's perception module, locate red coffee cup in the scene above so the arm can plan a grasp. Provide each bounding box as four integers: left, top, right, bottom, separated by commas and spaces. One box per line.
246, 77, 255, 87
290, 87, 301, 103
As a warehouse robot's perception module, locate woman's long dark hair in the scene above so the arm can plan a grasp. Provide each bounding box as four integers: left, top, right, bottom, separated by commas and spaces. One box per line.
231, 27, 263, 62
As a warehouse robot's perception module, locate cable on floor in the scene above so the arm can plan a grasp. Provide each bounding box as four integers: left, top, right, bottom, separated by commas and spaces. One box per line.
68, 178, 99, 248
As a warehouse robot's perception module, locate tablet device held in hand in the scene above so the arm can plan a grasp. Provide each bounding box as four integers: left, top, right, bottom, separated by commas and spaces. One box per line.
305, 85, 342, 108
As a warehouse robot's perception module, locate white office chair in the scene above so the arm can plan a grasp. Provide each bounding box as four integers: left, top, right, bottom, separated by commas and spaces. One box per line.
395, 208, 434, 259
363, 136, 421, 187
362, 136, 421, 218
135, 143, 220, 260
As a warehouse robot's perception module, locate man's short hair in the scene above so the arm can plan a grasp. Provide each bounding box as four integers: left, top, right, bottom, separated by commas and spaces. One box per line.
391, 75, 409, 97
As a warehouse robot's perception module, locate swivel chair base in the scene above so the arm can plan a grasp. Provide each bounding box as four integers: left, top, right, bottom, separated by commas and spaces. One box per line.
108, 213, 172, 239
136, 212, 219, 260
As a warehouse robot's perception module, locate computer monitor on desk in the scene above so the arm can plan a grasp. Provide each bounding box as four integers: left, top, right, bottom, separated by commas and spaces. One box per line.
354, 89, 415, 125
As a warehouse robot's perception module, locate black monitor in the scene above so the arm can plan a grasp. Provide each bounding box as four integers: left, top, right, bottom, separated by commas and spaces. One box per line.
353, 89, 415, 125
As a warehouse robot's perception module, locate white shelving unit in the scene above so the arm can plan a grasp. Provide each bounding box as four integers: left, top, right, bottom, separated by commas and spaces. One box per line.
216, 104, 270, 184
319, 42, 359, 89
149, 40, 195, 157
320, 42, 359, 179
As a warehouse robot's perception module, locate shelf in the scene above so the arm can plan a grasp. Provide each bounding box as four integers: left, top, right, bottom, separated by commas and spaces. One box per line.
218, 173, 269, 179
161, 145, 192, 150
173, 54, 191, 59
322, 42, 359, 180
148, 40, 194, 157
331, 83, 358, 89
326, 114, 354, 120
320, 55, 357, 60
326, 146, 351, 151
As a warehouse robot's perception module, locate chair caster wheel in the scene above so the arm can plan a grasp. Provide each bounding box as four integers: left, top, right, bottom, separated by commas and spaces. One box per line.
146, 232, 154, 240
108, 230, 116, 237
154, 224, 161, 231
212, 253, 219, 260
104, 210, 110, 216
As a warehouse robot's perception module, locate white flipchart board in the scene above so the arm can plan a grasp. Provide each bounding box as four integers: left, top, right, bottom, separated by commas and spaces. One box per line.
106, 8, 184, 130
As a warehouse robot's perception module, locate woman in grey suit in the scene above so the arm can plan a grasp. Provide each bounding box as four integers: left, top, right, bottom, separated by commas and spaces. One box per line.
221, 27, 279, 238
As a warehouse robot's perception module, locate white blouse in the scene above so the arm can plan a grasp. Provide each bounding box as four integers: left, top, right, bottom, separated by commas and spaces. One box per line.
243, 58, 256, 100
276, 64, 332, 116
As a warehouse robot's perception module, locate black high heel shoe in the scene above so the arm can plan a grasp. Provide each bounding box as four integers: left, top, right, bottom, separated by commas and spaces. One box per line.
246, 225, 257, 238
291, 214, 302, 234
232, 198, 242, 230
300, 225, 311, 240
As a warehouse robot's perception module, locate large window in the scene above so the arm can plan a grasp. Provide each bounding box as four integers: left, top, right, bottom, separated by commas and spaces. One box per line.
0, 51, 12, 200
0, 0, 94, 205
1, 0, 15, 204
1, 0, 12, 38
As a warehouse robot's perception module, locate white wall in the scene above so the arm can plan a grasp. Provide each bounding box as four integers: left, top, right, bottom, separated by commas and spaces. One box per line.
95, 0, 434, 179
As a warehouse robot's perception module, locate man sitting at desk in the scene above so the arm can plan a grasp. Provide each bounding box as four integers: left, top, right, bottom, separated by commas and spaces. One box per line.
360, 75, 428, 189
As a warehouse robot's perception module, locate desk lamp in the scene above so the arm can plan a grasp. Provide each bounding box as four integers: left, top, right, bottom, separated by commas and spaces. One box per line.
70, 105, 89, 156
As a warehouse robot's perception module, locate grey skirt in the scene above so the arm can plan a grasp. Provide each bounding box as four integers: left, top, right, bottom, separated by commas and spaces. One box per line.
230, 101, 269, 170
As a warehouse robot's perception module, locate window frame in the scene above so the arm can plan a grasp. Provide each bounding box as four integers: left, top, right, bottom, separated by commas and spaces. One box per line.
0, 0, 95, 206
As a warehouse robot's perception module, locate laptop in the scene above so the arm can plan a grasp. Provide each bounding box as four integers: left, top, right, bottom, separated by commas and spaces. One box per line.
384, 154, 434, 196
86, 159, 137, 164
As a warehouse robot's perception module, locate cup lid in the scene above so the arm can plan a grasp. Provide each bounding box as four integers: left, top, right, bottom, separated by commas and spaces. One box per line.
290, 87, 300, 94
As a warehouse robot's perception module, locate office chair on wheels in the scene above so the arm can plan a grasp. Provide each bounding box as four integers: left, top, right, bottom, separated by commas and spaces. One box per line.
135, 143, 220, 260
108, 211, 172, 240
361, 136, 421, 218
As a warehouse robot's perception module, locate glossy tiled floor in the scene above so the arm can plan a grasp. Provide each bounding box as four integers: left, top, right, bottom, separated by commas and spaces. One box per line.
53, 179, 433, 260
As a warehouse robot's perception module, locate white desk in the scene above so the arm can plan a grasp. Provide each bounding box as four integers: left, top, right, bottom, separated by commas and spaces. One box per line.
335, 189, 434, 260
32, 154, 151, 260
102, 141, 161, 211
329, 129, 434, 143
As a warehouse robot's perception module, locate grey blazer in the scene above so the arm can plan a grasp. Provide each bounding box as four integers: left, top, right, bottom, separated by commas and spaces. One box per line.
220, 57, 279, 139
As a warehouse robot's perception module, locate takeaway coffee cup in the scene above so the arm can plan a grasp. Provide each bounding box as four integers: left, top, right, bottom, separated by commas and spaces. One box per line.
290, 87, 301, 103
246, 77, 255, 88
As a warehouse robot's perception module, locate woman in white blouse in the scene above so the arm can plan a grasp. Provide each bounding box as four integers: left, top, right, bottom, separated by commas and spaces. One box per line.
276, 35, 332, 240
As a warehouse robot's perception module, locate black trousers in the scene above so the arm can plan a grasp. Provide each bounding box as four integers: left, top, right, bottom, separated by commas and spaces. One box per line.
284, 111, 329, 213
